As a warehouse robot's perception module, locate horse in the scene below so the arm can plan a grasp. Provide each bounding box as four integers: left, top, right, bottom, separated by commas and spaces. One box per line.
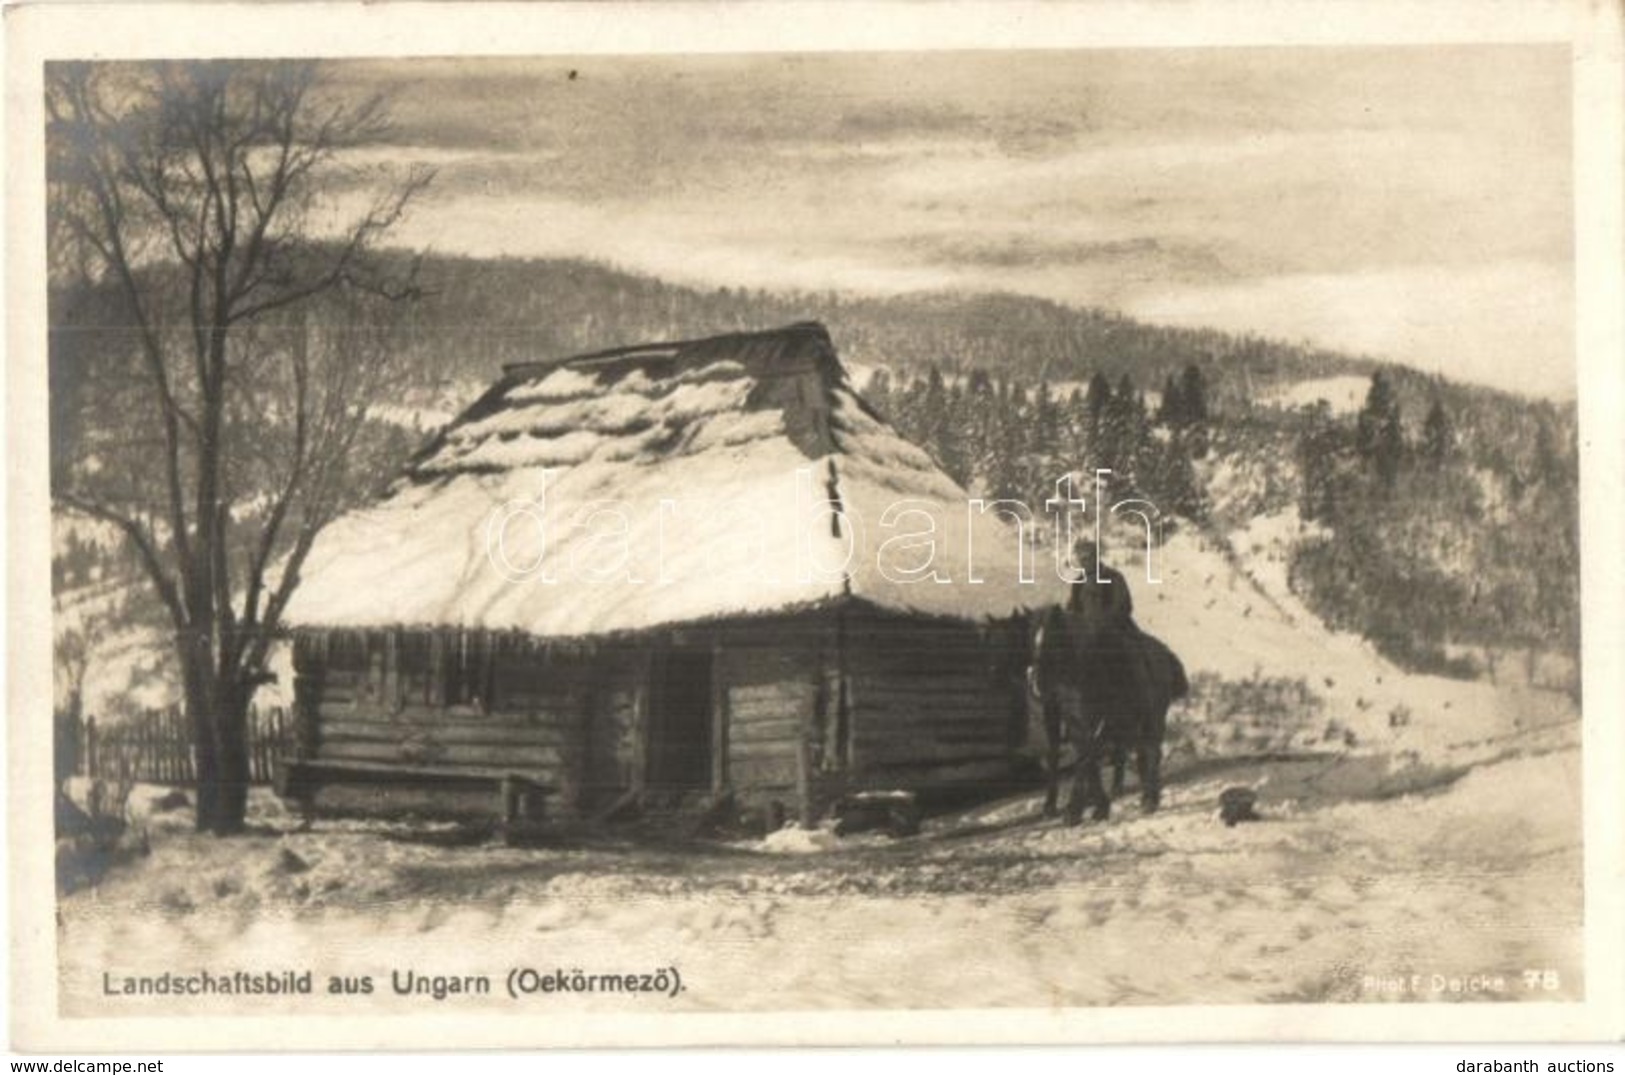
1028, 567, 1189, 824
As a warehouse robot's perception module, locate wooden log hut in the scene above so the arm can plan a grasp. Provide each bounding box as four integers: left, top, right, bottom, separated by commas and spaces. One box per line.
280, 322, 1057, 824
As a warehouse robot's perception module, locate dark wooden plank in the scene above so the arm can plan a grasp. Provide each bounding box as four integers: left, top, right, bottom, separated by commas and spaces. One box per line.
729, 704, 812, 727
850, 675, 1001, 696
725, 662, 818, 688
711, 642, 729, 795
855, 707, 1007, 729
854, 683, 1003, 702
730, 701, 813, 723
320, 701, 563, 727
855, 691, 1004, 710
859, 738, 1008, 758
860, 671, 998, 688
730, 716, 803, 744
730, 739, 799, 760
860, 712, 1007, 732
728, 682, 817, 705
856, 724, 1006, 745
855, 739, 1009, 764
858, 734, 1006, 757
321, 718, 571, 748
850, 653, 992, 671
318, 739, 567, 770
730, 755, 800, 790
491, 687, 583, 709
287, 757, 558, 787
631, 656, 650, 792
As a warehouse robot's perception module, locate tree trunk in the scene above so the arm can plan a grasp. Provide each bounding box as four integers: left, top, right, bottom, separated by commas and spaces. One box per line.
184, 643, 219, 832
184, 640, 253, 835
214, 683, 253, 833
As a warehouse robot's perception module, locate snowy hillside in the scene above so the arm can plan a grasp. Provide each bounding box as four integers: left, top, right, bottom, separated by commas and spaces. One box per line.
1262, 375, 1372, 415
1120, 518, 1571, 764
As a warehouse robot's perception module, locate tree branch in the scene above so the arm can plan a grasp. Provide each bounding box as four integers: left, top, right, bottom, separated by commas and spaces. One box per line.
54, 491, 186, 630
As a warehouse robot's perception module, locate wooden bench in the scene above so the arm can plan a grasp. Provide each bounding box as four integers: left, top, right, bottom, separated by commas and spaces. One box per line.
274, 757, 556, 831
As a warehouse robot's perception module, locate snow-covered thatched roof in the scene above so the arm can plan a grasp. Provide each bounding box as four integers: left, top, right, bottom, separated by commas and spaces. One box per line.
285, 322, 1053, 637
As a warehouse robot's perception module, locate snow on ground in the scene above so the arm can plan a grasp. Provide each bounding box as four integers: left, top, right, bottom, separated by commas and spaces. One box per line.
58, 719, 1581, 1013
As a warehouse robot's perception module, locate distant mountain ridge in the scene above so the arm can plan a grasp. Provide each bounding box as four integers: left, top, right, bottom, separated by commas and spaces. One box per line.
55, 249, 1566, 422
367, 252, 1391, 402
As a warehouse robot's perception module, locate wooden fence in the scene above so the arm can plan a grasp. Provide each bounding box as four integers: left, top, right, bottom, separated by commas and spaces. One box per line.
65, 706, 294, 786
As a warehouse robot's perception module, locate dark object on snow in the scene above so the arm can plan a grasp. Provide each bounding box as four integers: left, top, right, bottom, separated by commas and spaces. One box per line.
686, 790, 739, 839
1029, 564, 1190, 825
55, 792, 93, 839
151, 788, 190, 813
1219, 787, 1260, 827
275, 847, 311, 874
832, 790, 920, 838
55, 795, 139, 894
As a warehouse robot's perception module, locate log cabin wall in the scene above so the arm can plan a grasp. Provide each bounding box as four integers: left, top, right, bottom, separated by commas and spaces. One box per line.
292, 629, 596, 814
289, 605, 1023, 821
291, 617, 840, 818
840, 605, 1027, 793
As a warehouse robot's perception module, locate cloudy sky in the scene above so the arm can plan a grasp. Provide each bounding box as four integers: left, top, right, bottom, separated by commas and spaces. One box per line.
338, 46, 1572, 397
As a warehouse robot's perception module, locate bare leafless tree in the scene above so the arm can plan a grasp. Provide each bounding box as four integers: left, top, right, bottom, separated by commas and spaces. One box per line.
47, 60, 433, 833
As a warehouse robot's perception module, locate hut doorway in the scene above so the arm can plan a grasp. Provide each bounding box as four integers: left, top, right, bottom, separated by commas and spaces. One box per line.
648, 648, 713, 790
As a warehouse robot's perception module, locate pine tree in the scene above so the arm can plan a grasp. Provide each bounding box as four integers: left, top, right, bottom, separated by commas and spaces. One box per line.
1104, 373, 1148, 487
964, 368, 997, 486
1029, 378, 1062, 497
1178, 364, 1209, 425
1157, 373, 1184, 426
1531, 413, 1564, 489
937, 382, 972, 487
1298, 400, 1340, 522
1422, 397, 1454, 467
1172, 363, 1211, 458
1063, 386, 1087, 473
1085, 372, 1113, 445
922, 365, 948, 432
886, 373, 917, 440
865, 367, 894, 421
1161, 441, 1207, 520
986, 382, 1029, 502
1378, 404, 1404, 490
1356, 372, 1404, 490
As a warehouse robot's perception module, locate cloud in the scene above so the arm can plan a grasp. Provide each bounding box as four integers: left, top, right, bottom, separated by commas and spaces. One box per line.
1121, 260, 1576, 398
833, 101, 981, 138
339, 47, 1571, 398
892, 233, 1235, 283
